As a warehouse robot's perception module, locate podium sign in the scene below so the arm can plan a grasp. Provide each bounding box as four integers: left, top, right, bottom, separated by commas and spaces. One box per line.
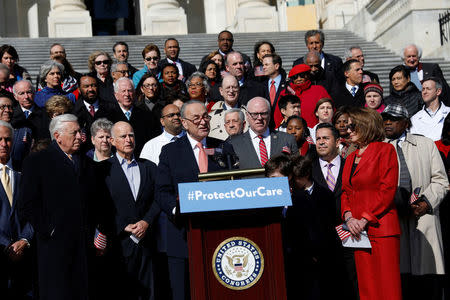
178, 177, 292, 213
181, 177, 290, 299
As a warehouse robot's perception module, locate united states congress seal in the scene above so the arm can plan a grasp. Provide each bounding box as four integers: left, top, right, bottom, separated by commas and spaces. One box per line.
212, 237, 264, 290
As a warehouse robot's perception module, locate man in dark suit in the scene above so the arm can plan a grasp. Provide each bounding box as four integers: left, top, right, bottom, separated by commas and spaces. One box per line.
209, 52, 267, 106
331, 59, 365, 108
262, 53, 287, 128
159, 38, 196, 83
95, 77, 161, 156
0, 121, 33, 299
312, 123, 358, 300
343, 46, 379, 83
156, 100, 236, 300
112, 41, 138, 75
18, 114, 106, 300
229, 97, 298, 169
403, 44, 450, 106
104, 121, 159, 300
11, 80, 49, 140
293, 30, 343, 77
304, 51, 337, 94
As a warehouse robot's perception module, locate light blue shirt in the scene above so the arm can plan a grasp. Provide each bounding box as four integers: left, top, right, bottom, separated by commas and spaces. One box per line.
267, 74, 282, 95
116, 152, 140, 200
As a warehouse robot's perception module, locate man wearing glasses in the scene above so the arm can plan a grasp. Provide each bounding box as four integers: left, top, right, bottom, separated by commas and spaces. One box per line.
156, 100, 236, 300
229, 97, 298, 169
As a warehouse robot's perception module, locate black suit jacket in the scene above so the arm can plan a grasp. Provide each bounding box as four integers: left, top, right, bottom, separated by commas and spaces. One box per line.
421, 62, 450, 106
331, 83, 366, 108
104, 155, 159, 257
209, 78, 267, 106
156, 135, 235, 258
312, 157, 345, 224
18, 141, 106, 299
95, 103, 161, 157
229, 130, 298, 170
293, 52, 343, 75
159, 58, 197, 82
11, 105, 49, 140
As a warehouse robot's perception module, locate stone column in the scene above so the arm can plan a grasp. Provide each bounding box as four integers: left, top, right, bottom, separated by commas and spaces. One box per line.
142, 0, 187, 35
48, 0, 92, 37
234, 0, 279, 32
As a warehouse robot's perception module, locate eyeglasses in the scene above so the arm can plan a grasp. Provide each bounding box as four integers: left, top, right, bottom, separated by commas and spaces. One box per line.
95, 60, 110, 66
188, 82, 204, 88
247, 111, 269, 119
143, 83, 158, 89
345, 123, 356, 132
183, 114, 211, 125
145, 56, 159, 62
0, 104, 13, 110
114, 70, 129, 75
162, 112, 181, 119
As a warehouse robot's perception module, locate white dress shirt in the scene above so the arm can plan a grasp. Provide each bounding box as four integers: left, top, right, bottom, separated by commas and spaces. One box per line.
140, 130, 185, 165
319, 155, 341, 182
248, 128, 271, 163
166, 58, 183, 77
83, 100, 99, 113
345, 82, 359, 95
0, 160, 14, 192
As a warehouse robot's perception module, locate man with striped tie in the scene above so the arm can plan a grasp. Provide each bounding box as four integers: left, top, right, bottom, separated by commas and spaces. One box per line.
311, 122, 359, 300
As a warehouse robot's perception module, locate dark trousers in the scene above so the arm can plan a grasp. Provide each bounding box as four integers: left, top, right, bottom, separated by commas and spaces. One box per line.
343, 247, 359, 300
167, 256, 190, 300
0, 247, 32, 300
401, 274, 444, 300
122, 246, 154, 300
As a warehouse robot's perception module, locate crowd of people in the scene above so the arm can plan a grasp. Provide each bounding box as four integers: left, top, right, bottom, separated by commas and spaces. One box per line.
0, 29, 449, 300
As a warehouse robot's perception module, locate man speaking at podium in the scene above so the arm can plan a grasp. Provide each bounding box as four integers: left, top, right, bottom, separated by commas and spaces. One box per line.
156, 100, 236, 300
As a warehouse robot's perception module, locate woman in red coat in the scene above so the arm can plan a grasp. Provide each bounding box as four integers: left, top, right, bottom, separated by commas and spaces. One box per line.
341, 107, 401, 300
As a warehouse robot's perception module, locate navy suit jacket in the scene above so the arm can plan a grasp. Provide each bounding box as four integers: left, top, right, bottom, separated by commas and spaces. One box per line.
159, 58, 197, 82
293, 52, 343, 75
104, 155, 159, 257
156, 135, 235, 258
0, 168, 33, 248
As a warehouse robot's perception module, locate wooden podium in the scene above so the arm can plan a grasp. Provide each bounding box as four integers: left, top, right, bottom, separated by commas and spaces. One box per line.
184, 169, 287, 300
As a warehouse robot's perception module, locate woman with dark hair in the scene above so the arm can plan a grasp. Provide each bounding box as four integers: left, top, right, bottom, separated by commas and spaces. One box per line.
35, 60, 76, 107
87, 50, 114, 102
286, 115, 316, 158
159, 63, 187, 100
135, 73, 165, 121
333, 106, 357, 158
201, 50, 224, 71
341, 107, 401, 300
199, 60, 221, 88
384, 65, 423, 117
253, 41, 275, 80
132, 43, 161, 88
0, 44, 31, 83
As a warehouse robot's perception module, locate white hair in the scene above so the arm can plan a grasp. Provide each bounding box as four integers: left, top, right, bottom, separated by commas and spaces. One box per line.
0, 120, 14, 145
49, 114, 78, 140
247, 97, 271, 113
402, 44, 422, 59
113, 77, 134, 93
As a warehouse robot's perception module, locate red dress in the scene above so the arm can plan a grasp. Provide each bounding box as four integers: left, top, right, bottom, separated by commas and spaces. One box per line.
341, 142, 401, 300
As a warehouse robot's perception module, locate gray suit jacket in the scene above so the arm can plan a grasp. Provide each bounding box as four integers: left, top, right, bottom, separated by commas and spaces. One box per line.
229, 130, 298, 169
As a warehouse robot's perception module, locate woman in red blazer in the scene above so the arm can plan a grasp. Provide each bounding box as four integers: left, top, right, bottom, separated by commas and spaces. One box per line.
341, 108, 401, 300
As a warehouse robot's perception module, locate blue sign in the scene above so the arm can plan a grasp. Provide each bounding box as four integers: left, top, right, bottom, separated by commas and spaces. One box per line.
178, 177, 292, 213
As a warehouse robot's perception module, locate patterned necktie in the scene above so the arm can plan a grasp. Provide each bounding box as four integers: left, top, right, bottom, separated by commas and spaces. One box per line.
351, 86, 357, 97
197, 142, 208, 173
89, 105, 95, 117
1, 165, 12, 207
269, 80, 276, 105
125, 111, 131, 120
258, 136, 268, 166
326, 163, 336, 191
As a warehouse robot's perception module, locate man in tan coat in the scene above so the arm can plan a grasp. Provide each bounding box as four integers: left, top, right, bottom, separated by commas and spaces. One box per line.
382, 103, 448, 300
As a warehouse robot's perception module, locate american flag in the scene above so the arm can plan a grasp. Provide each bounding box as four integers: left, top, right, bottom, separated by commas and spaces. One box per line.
94, 230, 107, 250
410, 187, 421, 205
306, 136, 315, 145
335, 224, 352, 242
282, 146, 291, 154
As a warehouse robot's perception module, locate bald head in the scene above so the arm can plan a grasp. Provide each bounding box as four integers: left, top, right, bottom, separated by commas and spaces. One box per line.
111, 121, 135, 159
246, 97, 271, 135
220, 75, 239, 106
